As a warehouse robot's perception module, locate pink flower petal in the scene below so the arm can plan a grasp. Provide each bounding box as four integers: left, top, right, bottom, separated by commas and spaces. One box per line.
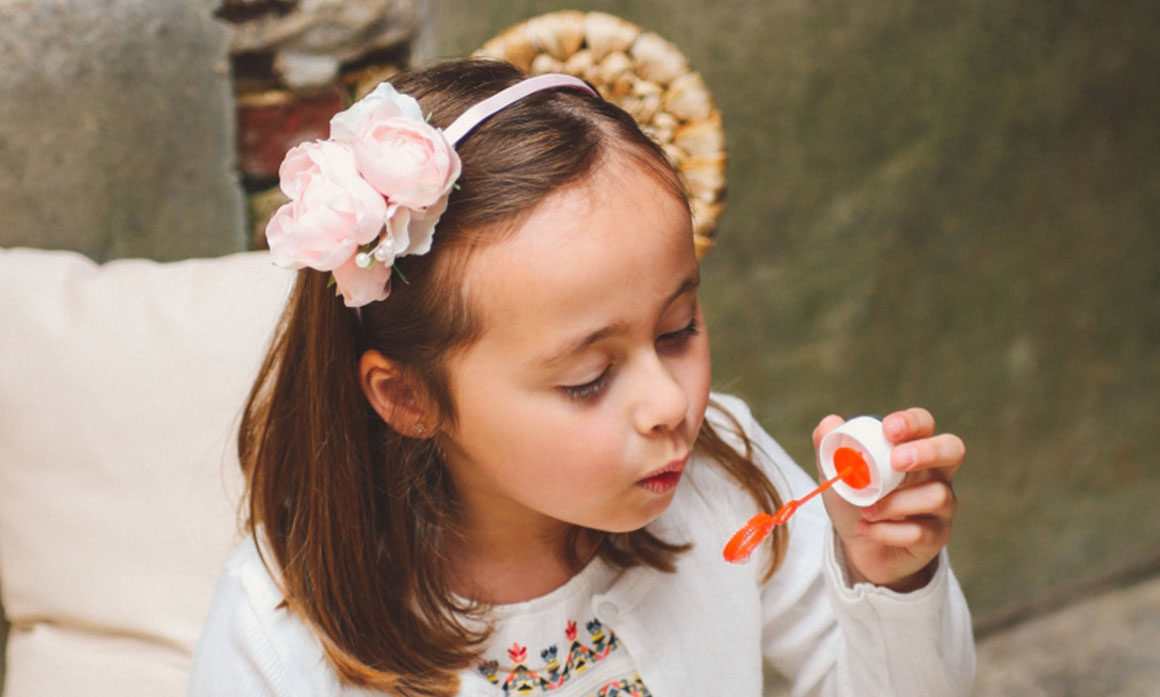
331, 255, 394, 308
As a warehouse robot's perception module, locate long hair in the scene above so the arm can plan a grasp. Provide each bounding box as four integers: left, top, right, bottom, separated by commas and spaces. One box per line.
239, 58, 787, 696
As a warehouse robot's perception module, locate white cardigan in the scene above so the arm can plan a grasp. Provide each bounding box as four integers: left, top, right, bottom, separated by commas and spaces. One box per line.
188, 394, 975, 696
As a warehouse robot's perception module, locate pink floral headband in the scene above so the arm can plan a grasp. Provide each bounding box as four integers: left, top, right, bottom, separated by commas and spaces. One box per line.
265, 73, 597, 308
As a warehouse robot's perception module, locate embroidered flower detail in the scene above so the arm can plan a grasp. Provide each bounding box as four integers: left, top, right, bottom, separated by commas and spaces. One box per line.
508, 642, 528, 664
476, 618, 634, 694
265, 81, 461, 308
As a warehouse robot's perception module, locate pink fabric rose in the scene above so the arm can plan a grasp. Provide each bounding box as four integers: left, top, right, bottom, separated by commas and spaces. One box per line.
266, 140, 387, 272
330, 253, 394, 307
398, 195, 448, 256
329, 82, 425, 144
331, 81, 461, 212
264, 80, 467, 308
375, 194, 447, 263
351, 118, 461, 210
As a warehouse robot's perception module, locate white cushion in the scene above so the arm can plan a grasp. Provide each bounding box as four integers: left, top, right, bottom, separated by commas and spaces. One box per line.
0, 249, 292, 697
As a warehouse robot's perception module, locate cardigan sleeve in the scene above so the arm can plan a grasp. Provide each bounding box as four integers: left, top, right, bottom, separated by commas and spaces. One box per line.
715, 395, 976, 697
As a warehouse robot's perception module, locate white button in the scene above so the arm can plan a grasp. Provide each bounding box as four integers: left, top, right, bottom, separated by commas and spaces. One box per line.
597, 601, 619, 621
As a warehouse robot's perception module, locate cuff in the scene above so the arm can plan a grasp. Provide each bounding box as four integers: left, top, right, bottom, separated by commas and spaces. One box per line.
823, 526, 949, 604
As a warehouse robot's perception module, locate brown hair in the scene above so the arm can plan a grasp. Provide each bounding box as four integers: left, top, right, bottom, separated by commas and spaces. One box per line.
239, 58, 786, 696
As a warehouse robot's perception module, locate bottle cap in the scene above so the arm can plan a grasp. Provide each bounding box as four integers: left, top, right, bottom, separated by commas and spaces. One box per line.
818, 415, 902, 507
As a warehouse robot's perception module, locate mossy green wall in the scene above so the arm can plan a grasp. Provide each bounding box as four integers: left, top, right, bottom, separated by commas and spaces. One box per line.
424, 0, 1160, 624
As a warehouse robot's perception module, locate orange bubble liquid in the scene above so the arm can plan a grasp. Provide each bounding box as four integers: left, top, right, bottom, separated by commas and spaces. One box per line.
833, 447, 871, 488
723, 446, 873, 563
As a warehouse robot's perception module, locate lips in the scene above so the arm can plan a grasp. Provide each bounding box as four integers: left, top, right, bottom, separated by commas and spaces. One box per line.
637, 455, 688, 494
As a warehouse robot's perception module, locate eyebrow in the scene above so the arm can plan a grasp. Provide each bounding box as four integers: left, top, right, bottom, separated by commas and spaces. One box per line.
537, 272, 701, 368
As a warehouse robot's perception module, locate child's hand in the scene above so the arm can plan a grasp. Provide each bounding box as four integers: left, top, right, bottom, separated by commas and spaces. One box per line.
813, 408, 964, 592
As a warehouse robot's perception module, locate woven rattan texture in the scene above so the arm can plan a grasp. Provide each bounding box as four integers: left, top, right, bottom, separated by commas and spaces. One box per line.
476, 11, 725, 258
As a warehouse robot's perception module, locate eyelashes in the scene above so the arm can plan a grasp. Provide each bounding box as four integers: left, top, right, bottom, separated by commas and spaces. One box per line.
558, 318, 701, 403
658, 317, 700, 347
560, 367, 613, 402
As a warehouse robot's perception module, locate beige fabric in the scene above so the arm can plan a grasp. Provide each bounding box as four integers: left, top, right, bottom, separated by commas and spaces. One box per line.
0, 249, 292, 696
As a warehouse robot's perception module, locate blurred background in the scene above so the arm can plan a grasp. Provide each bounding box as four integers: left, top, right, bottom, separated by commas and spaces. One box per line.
1, 0, 1157, 692
425, 0, 1160, 630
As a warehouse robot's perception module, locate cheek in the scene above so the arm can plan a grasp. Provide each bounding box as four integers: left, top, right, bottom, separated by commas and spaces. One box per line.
685, 333, 713, 421
546, 407, 624, 458
526, 408, 631, 482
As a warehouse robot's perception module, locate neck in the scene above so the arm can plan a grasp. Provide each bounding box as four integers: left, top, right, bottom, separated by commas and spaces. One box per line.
445, 520, 600, 605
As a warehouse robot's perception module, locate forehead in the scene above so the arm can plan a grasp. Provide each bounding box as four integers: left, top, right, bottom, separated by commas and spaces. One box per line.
460, 159, 696, 351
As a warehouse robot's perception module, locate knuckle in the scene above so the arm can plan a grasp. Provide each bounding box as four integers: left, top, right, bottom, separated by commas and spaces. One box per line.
912, 524, 934, 548
933, 481, 954, 510
918, 523, 945, 549
914, 439, 934, 464
934, 433, 965, 465
909, 406, 934, 430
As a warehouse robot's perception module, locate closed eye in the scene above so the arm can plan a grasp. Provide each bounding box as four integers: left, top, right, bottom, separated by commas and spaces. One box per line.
658, 318, 700, 347
559, 366, 613, 402
558, 315, 698, 403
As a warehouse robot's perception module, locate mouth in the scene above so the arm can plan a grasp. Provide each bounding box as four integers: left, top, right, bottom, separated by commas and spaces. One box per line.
637, 455, 688, 494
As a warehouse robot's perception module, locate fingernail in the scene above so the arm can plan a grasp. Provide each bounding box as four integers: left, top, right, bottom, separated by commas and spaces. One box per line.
861, 505, 877, 520
856, 519, 870, 536
892, 446, 916, 470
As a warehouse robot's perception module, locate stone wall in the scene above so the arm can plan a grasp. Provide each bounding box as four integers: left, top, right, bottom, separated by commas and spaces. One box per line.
0, 0, 244, 260
0, 0, 422, 260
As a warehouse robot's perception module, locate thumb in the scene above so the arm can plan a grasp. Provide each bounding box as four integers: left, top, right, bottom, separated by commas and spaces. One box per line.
812, 414, 847, 451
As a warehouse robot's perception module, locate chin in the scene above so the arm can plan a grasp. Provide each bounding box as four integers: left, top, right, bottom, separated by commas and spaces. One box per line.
608, 494, 679, 533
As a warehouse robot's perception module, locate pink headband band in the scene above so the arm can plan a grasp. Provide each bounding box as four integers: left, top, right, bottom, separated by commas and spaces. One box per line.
444, 73, 598, 145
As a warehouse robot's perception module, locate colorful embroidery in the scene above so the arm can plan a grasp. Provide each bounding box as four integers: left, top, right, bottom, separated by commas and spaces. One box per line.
592, 677, 651, 697
478, 618, 649, 695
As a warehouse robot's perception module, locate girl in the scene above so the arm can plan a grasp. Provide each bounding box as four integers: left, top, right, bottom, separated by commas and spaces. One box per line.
189, 59, 973, 696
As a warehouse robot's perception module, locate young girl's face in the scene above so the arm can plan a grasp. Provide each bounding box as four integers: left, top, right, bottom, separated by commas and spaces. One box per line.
438, 154, 711, 550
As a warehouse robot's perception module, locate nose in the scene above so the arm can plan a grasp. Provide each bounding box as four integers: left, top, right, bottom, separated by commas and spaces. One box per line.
631, 351, 689, 435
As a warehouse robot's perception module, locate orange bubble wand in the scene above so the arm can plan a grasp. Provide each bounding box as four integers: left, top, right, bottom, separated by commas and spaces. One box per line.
723, 447, 872, 564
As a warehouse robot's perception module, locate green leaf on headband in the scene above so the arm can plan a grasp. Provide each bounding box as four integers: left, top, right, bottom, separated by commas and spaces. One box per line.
394, 266, 410, 286
327, 274, 337, 288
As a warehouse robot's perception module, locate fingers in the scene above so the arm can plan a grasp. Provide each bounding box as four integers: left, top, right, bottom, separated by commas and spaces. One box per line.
890, 432, 966, 478
854, 516, 953, 551
856, 478, 955, 550
862, 478, 956, 524
882, 407, 936, 443
866, 471, 955, 547
814, 408, 964, 477
828, 408, 964, 589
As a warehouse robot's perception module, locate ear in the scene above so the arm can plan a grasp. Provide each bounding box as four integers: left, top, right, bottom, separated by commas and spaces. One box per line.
358, 349, 436, 438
